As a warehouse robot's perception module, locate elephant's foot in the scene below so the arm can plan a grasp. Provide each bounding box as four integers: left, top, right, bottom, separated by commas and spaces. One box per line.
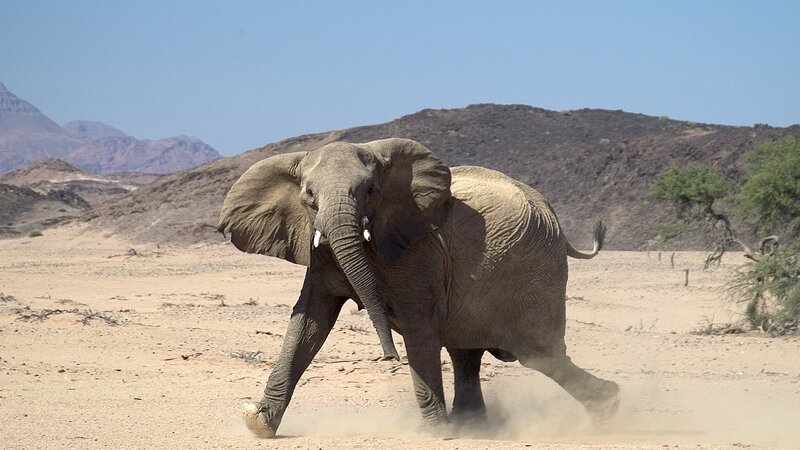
582, 380, 620, 427
242, 402, 276, 438
449, 409, 489, 438
416, 418, 456, 438
449, 406, 487, 428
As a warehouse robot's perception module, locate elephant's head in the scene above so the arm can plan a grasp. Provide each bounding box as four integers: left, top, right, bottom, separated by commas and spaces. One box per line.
218, 138, 452, 360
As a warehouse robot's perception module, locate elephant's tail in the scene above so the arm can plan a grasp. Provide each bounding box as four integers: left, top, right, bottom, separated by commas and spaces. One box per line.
567, 221, 606, 260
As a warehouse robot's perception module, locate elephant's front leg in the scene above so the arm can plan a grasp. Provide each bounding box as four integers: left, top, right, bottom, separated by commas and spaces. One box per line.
405, 336, 448, 429
243, 274, 345, 438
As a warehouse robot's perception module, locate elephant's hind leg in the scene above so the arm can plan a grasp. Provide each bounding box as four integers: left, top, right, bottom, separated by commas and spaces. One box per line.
520, 355, 620, 425
447, 348, 487, 425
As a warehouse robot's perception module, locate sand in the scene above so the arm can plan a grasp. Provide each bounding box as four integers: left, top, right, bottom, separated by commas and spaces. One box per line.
1, 225, 798, 449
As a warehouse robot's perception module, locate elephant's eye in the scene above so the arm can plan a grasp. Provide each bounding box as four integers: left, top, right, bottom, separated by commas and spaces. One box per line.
302, 188, 316, 208
367, 186, 377, 197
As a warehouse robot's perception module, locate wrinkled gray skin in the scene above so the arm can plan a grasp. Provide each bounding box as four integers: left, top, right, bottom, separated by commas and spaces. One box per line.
218, 138, 619, 438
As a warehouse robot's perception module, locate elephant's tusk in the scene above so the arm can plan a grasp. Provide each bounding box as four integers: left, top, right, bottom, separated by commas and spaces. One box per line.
363, 229, 371, 242
314, 229, 322, 248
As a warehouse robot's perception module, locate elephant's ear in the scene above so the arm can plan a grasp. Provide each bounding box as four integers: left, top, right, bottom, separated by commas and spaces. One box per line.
218, 151, 311, 266
363, 138, 452, 267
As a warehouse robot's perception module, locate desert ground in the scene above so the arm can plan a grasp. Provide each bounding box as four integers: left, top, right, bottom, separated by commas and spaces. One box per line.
1, 225, 798, 449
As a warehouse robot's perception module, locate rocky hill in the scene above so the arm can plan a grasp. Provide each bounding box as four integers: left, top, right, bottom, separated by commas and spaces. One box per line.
86, 104, 800, 250
0, 82, 221, 174
0, 158, 164, 237
0, 158, 154, 206
0, 183, 87, 238
2, 158, 108, 186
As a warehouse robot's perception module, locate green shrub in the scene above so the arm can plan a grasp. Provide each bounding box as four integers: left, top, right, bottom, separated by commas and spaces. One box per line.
731, 242, 800, 334
29, 230, 43, 238
737, 136, 800, 237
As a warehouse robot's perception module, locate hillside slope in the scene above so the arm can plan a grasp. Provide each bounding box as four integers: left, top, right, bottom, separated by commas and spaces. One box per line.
87, 105, 800, 249
0, 158, 147, 206
0, 183, 87, 237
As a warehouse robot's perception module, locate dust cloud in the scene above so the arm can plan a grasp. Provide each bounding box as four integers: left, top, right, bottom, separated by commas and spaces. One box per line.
280, 407, 422, 439
274, 370, 800, 448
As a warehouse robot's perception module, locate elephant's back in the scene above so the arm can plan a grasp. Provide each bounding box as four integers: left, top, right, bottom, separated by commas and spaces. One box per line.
448, 166, 562, 244
448, 166, 533, 254
442, 166, 569, 354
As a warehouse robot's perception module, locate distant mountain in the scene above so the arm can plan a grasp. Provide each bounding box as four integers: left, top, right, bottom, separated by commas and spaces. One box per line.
0, 82, 65, 134
0, 82, 85, 173
0, 82, 221, 174
63, 120, 127, 140
87, 104, 800, 250
65, 134, 220, 174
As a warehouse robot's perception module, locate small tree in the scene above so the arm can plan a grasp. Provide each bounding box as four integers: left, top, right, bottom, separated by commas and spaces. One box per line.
649, 164, 738, 267
650, 164, 732, 219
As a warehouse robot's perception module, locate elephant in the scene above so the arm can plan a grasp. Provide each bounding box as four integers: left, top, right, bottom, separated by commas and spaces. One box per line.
218, 138, 620, 438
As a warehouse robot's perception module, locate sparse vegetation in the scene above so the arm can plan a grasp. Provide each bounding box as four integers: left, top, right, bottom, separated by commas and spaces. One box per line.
730, 240, 800, 335
201, 292, 227, 306
13, 307, 119, 326
651, 137, 800, 334
228, 350, 264, 363
28, 230, 43, 237
691, 319, 747, 335
344, 324, 369, 334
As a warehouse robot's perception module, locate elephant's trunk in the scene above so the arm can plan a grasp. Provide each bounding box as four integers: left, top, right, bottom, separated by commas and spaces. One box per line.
317, 194, 399, 361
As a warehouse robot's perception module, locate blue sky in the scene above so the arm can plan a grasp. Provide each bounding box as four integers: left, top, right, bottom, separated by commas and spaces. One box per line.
2, 1, 798, 156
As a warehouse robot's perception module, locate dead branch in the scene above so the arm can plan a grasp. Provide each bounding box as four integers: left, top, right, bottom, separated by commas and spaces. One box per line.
13, 307, 119, 326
